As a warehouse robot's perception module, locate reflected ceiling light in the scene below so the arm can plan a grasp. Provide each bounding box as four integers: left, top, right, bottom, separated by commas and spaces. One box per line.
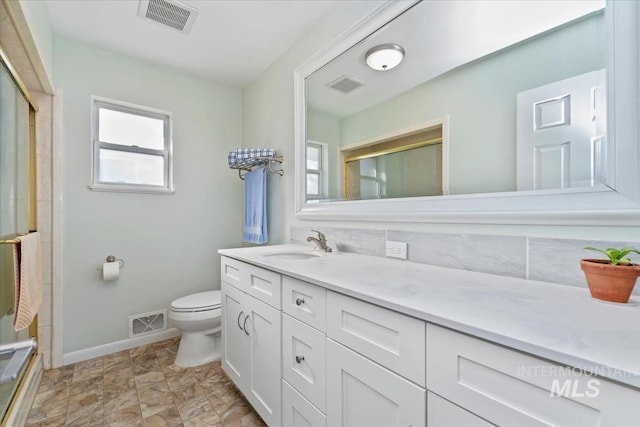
365, 43, 405, 71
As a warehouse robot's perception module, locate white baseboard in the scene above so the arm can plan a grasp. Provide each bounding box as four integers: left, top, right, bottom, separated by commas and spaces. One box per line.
63, 328, 181, 366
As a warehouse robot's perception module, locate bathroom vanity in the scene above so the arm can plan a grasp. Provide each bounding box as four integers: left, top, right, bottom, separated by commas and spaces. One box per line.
219, 245, 640, 426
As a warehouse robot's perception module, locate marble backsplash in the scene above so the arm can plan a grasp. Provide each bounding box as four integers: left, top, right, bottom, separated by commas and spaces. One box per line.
291, 226, 640, 295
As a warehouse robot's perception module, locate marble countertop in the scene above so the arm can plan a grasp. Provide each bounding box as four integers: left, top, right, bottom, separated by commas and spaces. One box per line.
218, 244, 640, 389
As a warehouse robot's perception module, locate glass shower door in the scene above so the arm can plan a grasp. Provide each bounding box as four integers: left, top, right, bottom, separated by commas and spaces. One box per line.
0, 57, 31, 422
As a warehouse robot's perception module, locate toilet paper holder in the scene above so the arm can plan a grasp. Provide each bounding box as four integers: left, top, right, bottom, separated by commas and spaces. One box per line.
96, 255, 125, 271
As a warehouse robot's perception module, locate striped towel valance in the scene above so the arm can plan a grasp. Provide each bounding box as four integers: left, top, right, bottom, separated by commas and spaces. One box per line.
228, 148, 275, 169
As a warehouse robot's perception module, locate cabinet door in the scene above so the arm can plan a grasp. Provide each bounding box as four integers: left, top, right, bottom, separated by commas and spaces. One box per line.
221, 281, 248, 388
245, 295, 282, 427
326, 339, 426, 427
283, 380, 326, 427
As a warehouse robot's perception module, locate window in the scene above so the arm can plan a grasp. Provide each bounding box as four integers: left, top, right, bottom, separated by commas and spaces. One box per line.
90, 97, 173, 193
306, 141, 328, 199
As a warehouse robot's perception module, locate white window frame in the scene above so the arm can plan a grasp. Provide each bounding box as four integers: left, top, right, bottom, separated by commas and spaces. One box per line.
89, 96, 174, 194
306, 140, 329, 199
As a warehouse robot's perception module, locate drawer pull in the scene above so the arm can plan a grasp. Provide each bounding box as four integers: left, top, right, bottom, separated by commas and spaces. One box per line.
295, 298, 305, 306
295, 355, 305, 364
243, 315, 250, 336
237, 311, 244, 331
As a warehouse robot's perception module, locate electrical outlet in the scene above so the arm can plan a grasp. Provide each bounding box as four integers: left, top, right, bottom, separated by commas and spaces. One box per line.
386, 241, 407, 259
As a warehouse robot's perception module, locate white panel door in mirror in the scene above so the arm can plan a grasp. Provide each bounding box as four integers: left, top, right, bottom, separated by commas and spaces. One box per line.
517, 69, 605, 191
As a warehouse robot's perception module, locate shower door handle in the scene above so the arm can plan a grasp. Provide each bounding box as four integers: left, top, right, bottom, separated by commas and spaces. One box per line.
0, 338, 37, 385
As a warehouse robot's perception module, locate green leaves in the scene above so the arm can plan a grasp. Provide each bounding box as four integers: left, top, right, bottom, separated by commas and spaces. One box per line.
584, 246, 640, 265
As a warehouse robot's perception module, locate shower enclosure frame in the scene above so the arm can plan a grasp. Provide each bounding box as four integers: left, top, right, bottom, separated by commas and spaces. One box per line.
0, 45, 42, 426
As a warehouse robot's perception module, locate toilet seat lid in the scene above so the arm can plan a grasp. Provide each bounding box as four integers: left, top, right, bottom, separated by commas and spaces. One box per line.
171, 290, 221, 311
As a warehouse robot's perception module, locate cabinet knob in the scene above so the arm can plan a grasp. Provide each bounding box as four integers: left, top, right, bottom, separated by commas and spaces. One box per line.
295, 298, 305, 306
295, 355, 305, 364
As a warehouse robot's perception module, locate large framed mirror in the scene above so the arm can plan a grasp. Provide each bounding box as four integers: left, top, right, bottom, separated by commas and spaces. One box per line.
294, 0, 640, 224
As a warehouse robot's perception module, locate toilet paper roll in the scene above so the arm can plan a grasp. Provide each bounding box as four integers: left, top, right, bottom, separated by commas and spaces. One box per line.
103, 261, 119, 281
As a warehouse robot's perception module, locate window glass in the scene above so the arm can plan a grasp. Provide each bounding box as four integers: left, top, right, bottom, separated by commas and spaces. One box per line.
98, 149, 165, 186
307, 173, 320, 196
360, 158, 377, 177
91, 98, 172, 193
98, 107, 164, 149
307, 145, 321, 170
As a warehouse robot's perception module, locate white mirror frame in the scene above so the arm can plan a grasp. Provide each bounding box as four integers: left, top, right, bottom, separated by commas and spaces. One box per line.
294, 0, 640, 225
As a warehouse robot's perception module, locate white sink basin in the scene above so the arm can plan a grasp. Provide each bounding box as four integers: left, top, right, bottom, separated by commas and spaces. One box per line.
262, 250, 324, 260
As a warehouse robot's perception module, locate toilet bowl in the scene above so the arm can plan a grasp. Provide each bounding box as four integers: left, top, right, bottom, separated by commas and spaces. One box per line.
168, 290, 222, 367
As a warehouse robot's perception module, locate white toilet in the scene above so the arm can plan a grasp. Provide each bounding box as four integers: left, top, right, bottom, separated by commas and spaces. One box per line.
168, 290, 222, 367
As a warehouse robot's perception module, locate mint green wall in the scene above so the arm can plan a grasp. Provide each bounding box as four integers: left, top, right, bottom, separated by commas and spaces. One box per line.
339, 14, 605, 195
307, 108, 340, 198
242, 1, 388, 243
55, 37, 243, 353
18, 0, 54, 89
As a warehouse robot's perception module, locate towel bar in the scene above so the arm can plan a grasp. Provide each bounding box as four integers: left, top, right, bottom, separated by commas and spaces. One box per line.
0, 231, 38, 245
232, 156, 284, 180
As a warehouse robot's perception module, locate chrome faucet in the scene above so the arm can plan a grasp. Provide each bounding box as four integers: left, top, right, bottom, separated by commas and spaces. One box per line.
307, 230, 332, 252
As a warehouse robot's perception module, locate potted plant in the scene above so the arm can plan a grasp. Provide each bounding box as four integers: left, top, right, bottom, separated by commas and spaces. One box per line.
581, 247, 640, 303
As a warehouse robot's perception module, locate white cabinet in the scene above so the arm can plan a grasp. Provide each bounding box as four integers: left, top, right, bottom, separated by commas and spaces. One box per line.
222, 256, 282, 308
326, 291, 426, 387
282, 380, 327, 427
244, 262, 282, 309
221, 281, 248, 387
282, 314, 326, 412
221, 259, 282, 427
282, 276, 326, 331
280, 278, 328, 426
326, 338, 426, 427
221, 253, 640, 427
427, 323, 640, 426
246, 295, 281, 426
427, 392, 494, 427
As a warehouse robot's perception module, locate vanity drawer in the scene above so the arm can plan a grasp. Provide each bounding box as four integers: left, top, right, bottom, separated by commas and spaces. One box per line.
282, 314, 326, 412
282, 276, 326, 332
326, 291, 425, 387
427, 392, 494, 427
221, 256, 243, 288
243, 262, 282, 309
282, 380, 326, 427
427, 323, 640, 426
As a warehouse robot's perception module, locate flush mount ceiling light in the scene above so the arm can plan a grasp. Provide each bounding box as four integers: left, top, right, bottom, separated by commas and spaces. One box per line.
365, 43, 405, 71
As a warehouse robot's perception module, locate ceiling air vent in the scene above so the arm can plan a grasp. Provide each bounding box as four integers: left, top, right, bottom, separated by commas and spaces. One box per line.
138, 0, 199, 34
327, 75, 365, 94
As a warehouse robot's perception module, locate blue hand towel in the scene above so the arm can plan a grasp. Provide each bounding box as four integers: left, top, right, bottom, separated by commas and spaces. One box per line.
243, 167, 268, 244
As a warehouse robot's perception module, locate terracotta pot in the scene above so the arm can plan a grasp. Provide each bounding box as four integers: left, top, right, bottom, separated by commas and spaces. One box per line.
580, 259, 640, 303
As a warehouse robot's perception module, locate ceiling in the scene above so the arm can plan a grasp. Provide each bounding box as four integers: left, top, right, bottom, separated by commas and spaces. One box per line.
45, 0, 344, 88
307, 0, 605, 118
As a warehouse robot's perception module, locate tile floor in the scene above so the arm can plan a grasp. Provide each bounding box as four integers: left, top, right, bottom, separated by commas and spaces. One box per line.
25, 338, 266, 426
